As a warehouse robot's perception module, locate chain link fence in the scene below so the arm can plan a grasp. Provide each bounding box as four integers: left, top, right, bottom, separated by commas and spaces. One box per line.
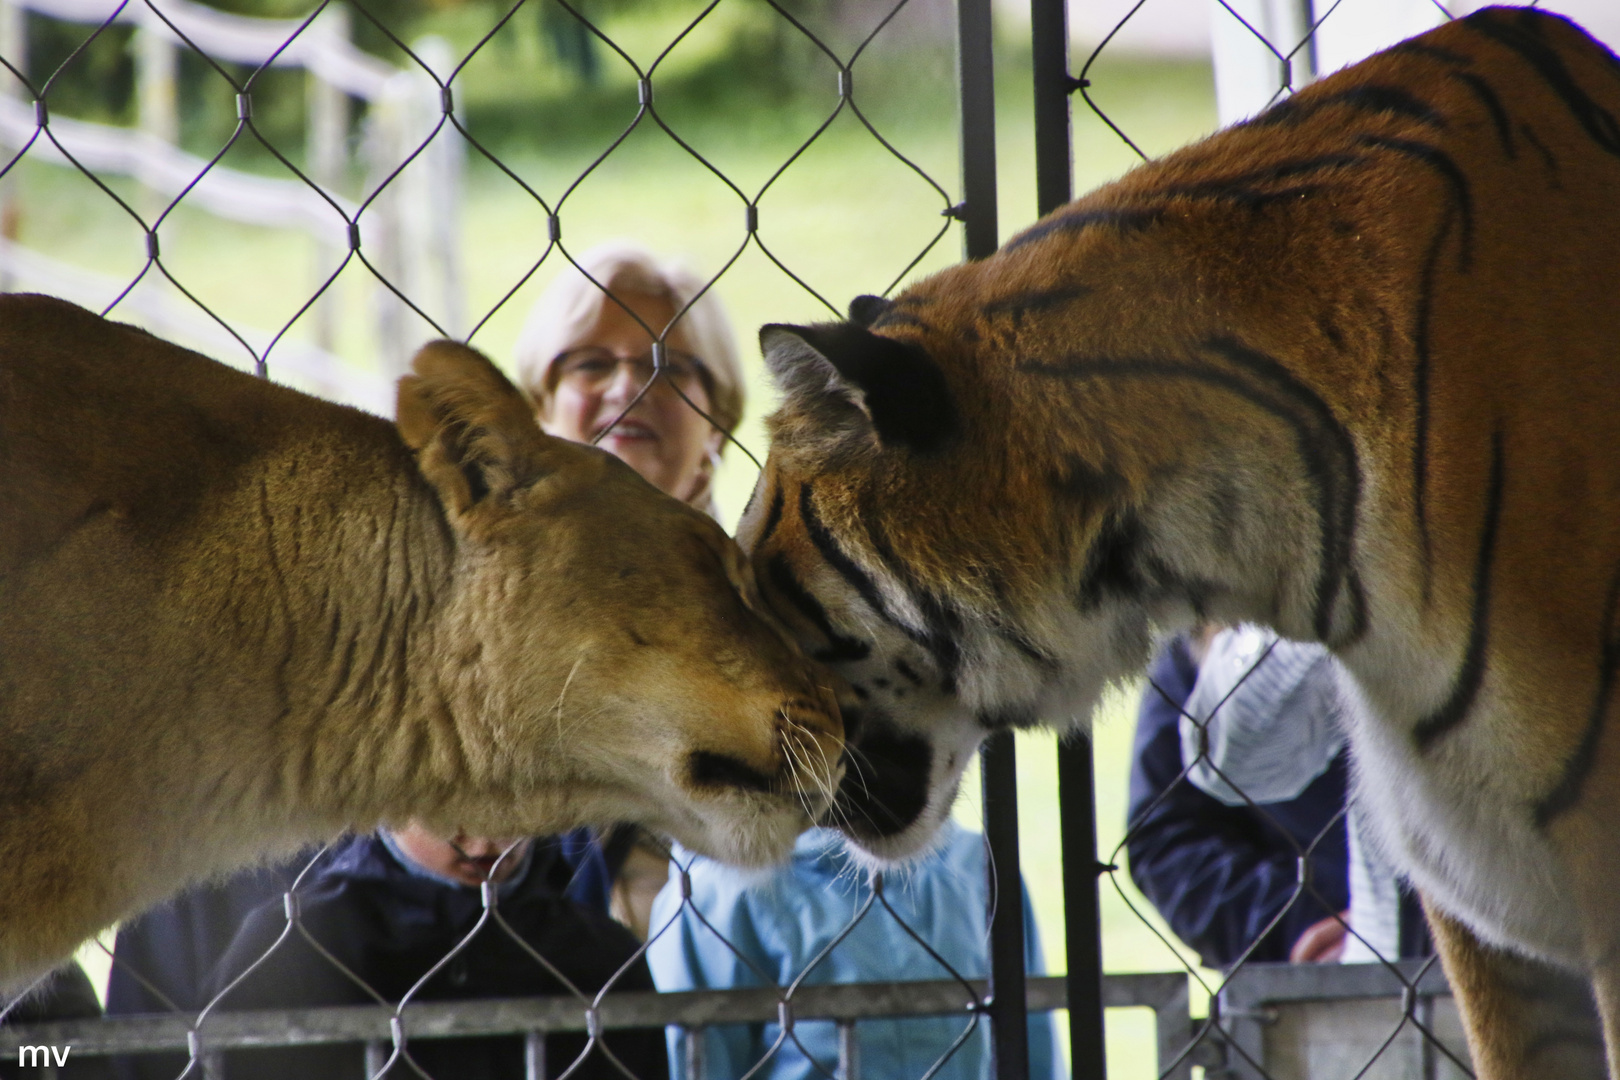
4, 0, 1616, 1078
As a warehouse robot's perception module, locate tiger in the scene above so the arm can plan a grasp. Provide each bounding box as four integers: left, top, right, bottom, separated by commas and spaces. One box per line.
739, 7, 1620, 1077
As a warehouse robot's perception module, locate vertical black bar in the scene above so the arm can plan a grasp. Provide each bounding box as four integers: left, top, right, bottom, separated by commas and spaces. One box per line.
981, 731, 1030, 1080
957, 7, 1013, 1068
959, 5, 1018, 1071
1059, 739, 1107, 1079
1033, 4, 1110, 1074
956, 0, 997, 260
1031, 0, 1072, 216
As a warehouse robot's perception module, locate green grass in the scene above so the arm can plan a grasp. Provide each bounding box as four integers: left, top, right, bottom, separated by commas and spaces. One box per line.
23, 16, 1224, 1072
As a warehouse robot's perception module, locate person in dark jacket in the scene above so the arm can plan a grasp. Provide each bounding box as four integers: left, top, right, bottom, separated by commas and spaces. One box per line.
131, 835, 651, 1080
198, 828, 664, 1080
105, 831, 620, 1079
1126, 633, 1353, 969
108, 850, 323, 1017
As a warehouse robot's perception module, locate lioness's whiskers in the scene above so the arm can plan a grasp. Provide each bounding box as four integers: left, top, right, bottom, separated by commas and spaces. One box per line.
552, 654, 585, 747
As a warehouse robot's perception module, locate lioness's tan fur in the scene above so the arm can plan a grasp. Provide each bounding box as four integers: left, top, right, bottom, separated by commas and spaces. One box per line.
0, 294, 843, 988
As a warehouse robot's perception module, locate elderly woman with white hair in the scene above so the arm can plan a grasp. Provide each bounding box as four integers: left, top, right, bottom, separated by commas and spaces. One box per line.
515, 241, 745, 518
514, 241, 748, 936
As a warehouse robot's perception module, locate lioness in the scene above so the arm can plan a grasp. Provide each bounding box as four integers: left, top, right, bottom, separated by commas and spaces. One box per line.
0, 294, 843, 990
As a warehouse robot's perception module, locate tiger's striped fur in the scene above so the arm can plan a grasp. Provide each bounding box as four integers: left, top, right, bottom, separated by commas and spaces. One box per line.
743, 8, 1620, 1076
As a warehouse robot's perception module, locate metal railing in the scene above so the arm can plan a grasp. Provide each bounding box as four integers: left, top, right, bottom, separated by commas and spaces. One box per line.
1, 974, 1205, 1080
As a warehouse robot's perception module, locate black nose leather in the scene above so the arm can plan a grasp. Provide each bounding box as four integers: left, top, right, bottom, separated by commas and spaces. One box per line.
829, 721, 931, 839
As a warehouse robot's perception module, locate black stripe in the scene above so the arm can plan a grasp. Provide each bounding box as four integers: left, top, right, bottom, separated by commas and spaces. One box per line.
913, 593, 963, 695
1206, 336, 1369, 642
798, 484, 890, 626
1355, 135, 1474, 267
1449, 71, 1516, 159
764, 553, 870, 664
1534, 564, 1620, 827
981, 285, 1093, 325
756, 483, 785, 550
1004, 208, 1164, 252
990, 621, 1058, 670
688, 750, 775, 794
856, 503, 964, 694
978, 707, 1037, 731
1231, 152, 1369, 183
869, 308, 933, 333
1520, 123, 1561, 174
1409, 195, 1459, 597
1077, 509, 1146, 611
798, 482, 966, 692
1387, 41, 1472, 67
1250, 85, 1446, 130
1159, 182, 1326, 212
1027, 341, 1365, 644
984, 570, 1061, 670
1466, 9, 1620, 159
1052, 454, 1127, 505
1004, 172, 1344, 255
1414, 429, 1506, 752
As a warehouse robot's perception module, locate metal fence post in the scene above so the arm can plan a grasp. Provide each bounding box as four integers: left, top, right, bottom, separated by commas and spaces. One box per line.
1030, 6, 1110, 1075
1058, 740, 1107, 1080
955, 0, 996, 262
981, 732, 1030, 1080
1030, 0, 1071, 217
957, 4, 1023, 1074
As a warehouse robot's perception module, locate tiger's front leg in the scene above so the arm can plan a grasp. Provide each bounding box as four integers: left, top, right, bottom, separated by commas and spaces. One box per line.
1424, 899, 1605, 1079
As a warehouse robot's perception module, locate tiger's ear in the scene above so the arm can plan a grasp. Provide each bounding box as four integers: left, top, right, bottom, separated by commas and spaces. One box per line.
847, 294, 893, 328
759, 322, 958, 454
396, 340, 557, 518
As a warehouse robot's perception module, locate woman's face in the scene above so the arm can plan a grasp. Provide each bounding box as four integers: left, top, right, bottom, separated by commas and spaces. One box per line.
539, 291, 722, 502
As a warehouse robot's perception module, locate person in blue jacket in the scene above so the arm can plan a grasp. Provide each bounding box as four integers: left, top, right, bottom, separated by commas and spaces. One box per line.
645, 820, 1061, 1080
1126, 633, 1353, 969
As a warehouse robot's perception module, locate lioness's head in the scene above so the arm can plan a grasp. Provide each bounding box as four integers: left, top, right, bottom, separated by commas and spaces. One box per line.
397, 342, 844, 867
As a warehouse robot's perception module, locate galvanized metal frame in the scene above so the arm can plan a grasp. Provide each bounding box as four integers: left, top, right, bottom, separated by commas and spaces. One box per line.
0, 974, 1194, 1069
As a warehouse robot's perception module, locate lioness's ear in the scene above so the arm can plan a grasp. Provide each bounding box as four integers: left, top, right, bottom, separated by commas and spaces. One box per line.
759, 322, 958, 454
396, 341, 550, 515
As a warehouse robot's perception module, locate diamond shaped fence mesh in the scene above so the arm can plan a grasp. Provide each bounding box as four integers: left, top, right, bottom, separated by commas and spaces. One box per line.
2, 0, 1614, 1077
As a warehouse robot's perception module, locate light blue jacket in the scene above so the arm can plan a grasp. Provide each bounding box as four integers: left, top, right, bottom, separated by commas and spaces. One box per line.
646, 822, 1062, 1080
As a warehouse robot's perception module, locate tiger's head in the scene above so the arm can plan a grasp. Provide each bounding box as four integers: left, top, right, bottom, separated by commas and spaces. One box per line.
739, 290, 1168, 860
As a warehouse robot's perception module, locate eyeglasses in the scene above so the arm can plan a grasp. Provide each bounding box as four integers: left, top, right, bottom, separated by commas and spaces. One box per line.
552, 346, 707, 393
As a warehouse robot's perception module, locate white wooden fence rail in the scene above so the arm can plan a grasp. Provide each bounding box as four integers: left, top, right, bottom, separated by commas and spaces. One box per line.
0, 0, 465, 415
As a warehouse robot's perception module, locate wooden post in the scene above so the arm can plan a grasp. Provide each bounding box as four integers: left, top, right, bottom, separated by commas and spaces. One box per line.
362, 68, 413, 376
409, 34, 462, 340
307, 3, 350, 355
134, 4, 178, 318
0, 0, 26, 291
